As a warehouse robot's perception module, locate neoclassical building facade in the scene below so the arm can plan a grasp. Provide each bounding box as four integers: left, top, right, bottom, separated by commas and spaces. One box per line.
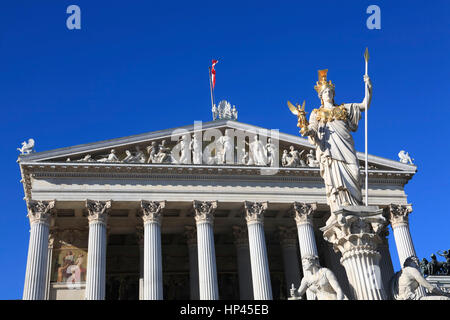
18, 118, 419, 300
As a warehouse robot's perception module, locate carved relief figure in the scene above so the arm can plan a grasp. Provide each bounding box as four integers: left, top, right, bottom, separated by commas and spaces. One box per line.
306, 149, 319, 167
189, 134, 202, 165
155, 140, 171, 163
217, 134, 233, 164
266, 138, 277, 167
97, 149, 119, 162
146, 142, 158, 163
398, 150, 414, 164
246, 136, 267, 166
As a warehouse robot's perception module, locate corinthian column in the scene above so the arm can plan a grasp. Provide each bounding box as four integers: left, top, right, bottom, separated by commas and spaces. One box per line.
292, 202, 318, 300
232, 225, 253, 300
321, 206, 387, 300
244, 201, 272, 300
23, 200, 55, 300
184, 226, 199, 300
85, 200, 111, 300
389, 204, 426, 298
278, 226, 302, 296
193, 200, 219, 300
141, 200, 165, 300
136, 226, 144, 300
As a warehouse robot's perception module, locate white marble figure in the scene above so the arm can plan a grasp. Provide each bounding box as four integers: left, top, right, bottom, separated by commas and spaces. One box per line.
76, 154, 94, 162
155, 140, 171, 163
217, 135, 233, 164
17, 138, 35, 155
306, 149, 320, 167
215, 100, 238, 120
290, 255, 347, 300
97, 149, 119, 162
146, 142, 158, 164
178, 135, 189, 164
212, 104, 218, 121
282, 146, 304, 167
301, 71, 373, 213
398, 150, 414, 165
266, 138, 277, 167
246, 136, 267, 166
391, 256, 450, 300
123, 146, 146, 163
189, 135, 202, 164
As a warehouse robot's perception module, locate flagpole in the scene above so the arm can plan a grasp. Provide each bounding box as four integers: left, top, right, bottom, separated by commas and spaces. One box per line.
208, 67, 215, 110
364, 48, 369, 206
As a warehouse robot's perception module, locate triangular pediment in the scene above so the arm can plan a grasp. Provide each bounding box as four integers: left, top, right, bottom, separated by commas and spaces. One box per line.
17, 119, 416, 172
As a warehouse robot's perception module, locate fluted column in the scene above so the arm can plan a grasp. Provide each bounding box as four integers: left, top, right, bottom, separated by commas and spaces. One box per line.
44, 229, 57, 300
321, 206, 387, 300
84, 200, 111, 300
136, 226, 144, 300
278, 226, 302, 297
292, 202, 319, 300
244, 201, 272, 300
141, 200, 165, 300
185, 226, 199, 300
194, 200, 219, 300
23, 200, 55, 300
389, 204, 426, 298
232, 225, 254, 300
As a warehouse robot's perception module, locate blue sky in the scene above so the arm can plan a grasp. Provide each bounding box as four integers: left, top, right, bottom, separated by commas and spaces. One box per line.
0, 1, 449, 299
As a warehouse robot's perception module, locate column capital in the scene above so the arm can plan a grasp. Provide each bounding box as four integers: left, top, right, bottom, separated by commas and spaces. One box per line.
232, 225, 249, 248
193, 200, 217, 224
140, 200, 165, 224
244, 201, 268, 224
320, 207, 387, 259
292, 202, 317, 225
85, 200, 111, 224
27, 200, 55, 225
389, 204, 412, 228
278, 226, 298, 248
184, 225, 197, 247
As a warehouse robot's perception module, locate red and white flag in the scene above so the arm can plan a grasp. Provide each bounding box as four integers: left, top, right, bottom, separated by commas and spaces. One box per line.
211, 59, 218, 89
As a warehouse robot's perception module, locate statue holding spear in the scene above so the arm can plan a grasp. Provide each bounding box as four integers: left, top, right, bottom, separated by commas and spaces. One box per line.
287, 50, 372, 217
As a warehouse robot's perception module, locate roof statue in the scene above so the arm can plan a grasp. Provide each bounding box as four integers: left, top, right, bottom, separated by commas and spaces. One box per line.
17, 138, 35, 155
212, 100, 237, 120
398, 150, 414, 165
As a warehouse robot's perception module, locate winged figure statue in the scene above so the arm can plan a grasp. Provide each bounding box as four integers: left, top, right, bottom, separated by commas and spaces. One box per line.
287, 100, 309, 135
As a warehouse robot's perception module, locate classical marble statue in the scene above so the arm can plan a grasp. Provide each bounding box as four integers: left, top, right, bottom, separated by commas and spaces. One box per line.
398, 150, 414, 164
146, 142, 158, 163
306, 149, 319, 167
155, 140, 171, 163
76, 154, 94, 162
17, 138, 35, 155
212, 104, 218, 120
178, 135, 190, 164
97, 149, 119, 162
123, 146, 146, 163
290, 255, 347, 300
419, 258, 430, 276
288, 69, 372, 213
217, 135, 233, 164
391, 256, 450, 300
231, 106, 238, 120
266, 138, 276, 167
246, 136, 267, 166
282, 146, 304, 167
189, 135, 202, 165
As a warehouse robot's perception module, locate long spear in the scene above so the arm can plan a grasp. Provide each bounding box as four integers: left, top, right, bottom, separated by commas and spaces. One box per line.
364, 47, 369, 206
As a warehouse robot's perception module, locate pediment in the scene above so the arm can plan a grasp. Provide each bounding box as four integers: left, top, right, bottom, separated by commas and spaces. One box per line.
17, 119, 416, 172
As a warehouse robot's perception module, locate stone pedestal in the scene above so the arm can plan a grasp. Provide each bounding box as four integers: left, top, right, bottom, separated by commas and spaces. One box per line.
244, 201, 272, 300
232, 225, 254, 300
194, 200, 219, 300
388, 203, 426, 298
23, 200, 55, 300
292, 202, 319, 300
85, 200, 111, 300
141, 200, 165, 300
184, 226, 199, 300
321, 206, 387, 300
